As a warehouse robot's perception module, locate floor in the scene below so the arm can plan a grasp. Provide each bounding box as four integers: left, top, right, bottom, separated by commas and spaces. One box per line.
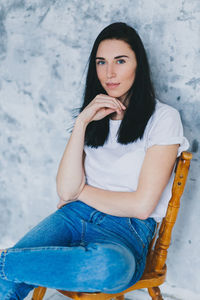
26, 282, 200, 300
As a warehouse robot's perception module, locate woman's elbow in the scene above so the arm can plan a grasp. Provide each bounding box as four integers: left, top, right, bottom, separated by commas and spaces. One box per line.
134, 208, 151, 220
134, 199, 155, 220
133, 188, 160, 220
56, 179, 72, 201
56, 187, 70, 202
56, 178, 86, 201
137, 211, 152, 220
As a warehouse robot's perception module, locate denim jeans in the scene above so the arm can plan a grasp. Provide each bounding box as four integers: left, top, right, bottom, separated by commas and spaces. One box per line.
0, 200, 156, 299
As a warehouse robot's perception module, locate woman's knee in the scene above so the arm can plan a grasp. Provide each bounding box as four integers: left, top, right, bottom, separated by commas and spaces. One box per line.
85, 242, 136, 292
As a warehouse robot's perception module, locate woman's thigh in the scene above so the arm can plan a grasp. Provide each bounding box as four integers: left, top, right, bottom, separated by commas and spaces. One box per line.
82, 212, 156, 288
12, 204, 84, 249
0, 201, 156, 295
0, 202, 92, 299
1, 242, 135, 293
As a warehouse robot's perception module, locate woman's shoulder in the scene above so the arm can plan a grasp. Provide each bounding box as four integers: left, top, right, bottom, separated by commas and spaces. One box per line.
149, 99, 181, 126
145, 99, 183, 137
154, 99, 180, 116
144, 99, 189, 155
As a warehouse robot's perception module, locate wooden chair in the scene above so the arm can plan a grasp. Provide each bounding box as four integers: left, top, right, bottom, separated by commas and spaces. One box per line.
32, 151, 192, 300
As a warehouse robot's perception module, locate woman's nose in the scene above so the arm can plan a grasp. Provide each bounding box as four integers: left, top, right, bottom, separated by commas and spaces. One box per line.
106, 63, 116, 79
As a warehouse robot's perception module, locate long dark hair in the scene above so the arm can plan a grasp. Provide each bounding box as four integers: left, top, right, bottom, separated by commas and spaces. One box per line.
80, 22, 156, 148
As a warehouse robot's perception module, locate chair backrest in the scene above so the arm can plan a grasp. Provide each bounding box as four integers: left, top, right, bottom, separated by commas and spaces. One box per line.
149, 151, 192, 274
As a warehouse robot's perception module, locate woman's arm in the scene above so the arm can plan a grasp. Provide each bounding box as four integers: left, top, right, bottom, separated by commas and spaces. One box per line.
56, 94, 125, 202
56, 118, 87, 201
78, 144, 179, 219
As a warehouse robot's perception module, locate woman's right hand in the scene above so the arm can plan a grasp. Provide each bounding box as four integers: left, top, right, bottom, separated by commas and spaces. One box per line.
77, 94, 126, 126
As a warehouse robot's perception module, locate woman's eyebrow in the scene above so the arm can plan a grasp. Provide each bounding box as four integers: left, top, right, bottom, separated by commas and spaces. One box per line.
95, 55, 129, 60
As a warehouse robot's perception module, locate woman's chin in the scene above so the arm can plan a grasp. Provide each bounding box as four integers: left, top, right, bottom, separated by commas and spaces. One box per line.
107, 91, 124, 99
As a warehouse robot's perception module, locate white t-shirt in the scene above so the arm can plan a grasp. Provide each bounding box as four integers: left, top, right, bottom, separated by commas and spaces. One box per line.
84, 100, 189, 222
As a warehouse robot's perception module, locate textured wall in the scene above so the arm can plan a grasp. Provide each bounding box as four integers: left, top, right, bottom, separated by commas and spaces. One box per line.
0, 0, 199, 295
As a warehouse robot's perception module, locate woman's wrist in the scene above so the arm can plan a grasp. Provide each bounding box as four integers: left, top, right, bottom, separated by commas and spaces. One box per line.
76, 115, 89, 129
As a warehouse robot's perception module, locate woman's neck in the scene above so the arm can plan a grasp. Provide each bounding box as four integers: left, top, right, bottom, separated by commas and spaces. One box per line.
110, 111, 124, 120
110, 94, 130, 120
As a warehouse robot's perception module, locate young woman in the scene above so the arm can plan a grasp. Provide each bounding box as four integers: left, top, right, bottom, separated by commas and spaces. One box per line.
0, 22, 189, 299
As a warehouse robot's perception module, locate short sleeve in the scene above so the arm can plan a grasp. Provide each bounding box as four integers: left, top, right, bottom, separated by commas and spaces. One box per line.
146, 104, 189, 157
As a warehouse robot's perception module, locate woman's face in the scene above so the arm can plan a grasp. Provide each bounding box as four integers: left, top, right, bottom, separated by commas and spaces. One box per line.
96, 39, 137, 103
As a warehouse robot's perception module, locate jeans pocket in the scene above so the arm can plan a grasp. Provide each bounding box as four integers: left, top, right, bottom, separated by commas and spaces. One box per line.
134, 218, 157, 243
137, 218, 156, 232
127, 218, 146, 250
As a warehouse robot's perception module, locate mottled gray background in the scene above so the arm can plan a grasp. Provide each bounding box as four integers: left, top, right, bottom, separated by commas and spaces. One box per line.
0, 0, 199, 297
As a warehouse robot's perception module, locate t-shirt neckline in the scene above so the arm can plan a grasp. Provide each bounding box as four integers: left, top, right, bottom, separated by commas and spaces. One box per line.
109, 119, 122, 123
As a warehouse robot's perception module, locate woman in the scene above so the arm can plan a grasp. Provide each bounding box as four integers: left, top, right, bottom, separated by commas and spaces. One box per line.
0, 22, 189, 299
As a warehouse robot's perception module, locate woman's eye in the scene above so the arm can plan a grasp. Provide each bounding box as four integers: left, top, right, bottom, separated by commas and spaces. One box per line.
117, 59, 125, 64
96, 61, 105, 65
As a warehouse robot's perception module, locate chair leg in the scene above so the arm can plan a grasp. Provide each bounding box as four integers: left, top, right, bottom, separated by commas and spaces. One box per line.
148, 287, 163, 300
32, 287, 47, 300
115, 296, 125, 300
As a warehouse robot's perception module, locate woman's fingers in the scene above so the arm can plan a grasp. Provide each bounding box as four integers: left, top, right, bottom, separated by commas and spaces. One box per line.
97, 94, 126, 109
94, 99, 124, 114
89, 94, 126, 111
93, 101, 121, 112
79, 93, 127, 124
95, 101, 121, 113
87, 99, 120, 114
102, 108, 117, 117
94, 96, 126, 113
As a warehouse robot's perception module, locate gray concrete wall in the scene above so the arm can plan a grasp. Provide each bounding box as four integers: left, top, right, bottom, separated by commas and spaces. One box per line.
0, 0, 199, 295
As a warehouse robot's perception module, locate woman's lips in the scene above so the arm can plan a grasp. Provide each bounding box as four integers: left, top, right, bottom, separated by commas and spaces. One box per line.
106, 83, 120, 89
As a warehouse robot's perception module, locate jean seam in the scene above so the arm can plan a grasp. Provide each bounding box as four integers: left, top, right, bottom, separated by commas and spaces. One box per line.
5, 293, 13, 300
88, 210, 97, 223
5, 290, 18, 300
57, 209, 81, 240
136, 219, 156, 234
81, 219, 86, 245
0, 250, 8, 281
127, 218, 145, 249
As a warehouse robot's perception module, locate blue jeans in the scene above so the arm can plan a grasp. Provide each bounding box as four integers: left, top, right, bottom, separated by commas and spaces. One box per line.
0, 201, 156, 299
